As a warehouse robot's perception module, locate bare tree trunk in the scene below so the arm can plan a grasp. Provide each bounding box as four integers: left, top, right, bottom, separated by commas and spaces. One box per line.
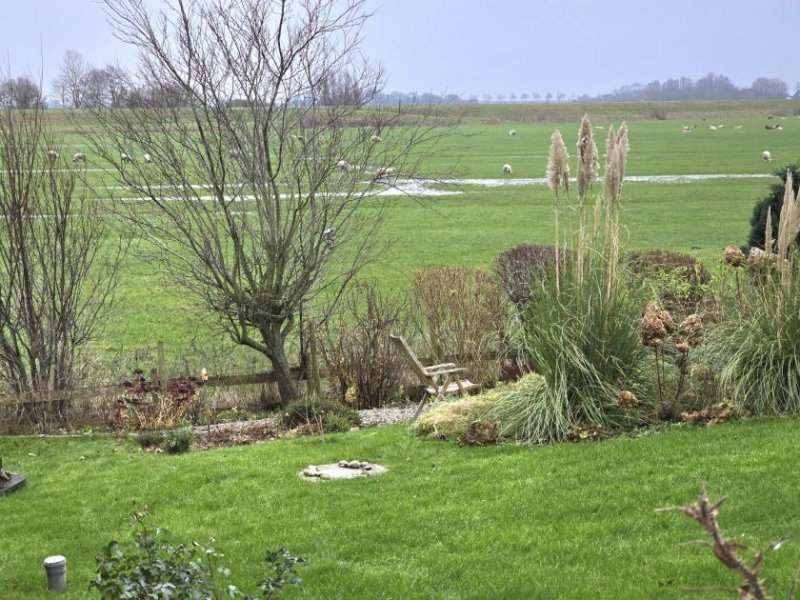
263, 323, 297, 404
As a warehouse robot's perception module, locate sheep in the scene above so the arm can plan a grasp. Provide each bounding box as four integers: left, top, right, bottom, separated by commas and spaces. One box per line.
707, 125, 717, 131
370, 134, 382, 143
763, 150, 772, 163
121, 152, 133, 163
765, 124, 783, 130
681, 125, 693, 133
336, 159, 349, 172
143, 153, 152, 163
47, 149, 59, 161
199, 367, 209, 383
717, 124, 724, 129
502, 164, 513, 175
508, 129, 516, 136
72, 152, 85, 163
734, 125, 743, 130
376, 166, 395, 178
594, 125, 605, 130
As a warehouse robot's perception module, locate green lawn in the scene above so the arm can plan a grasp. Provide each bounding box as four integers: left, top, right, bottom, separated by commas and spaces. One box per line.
2, 418, 800, 598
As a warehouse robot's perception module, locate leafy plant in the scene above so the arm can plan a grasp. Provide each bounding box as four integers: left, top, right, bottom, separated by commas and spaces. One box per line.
90, 507, 304, 599
626, 249, 711, 317
747, 163, 800, 252
280, 397, 360, 433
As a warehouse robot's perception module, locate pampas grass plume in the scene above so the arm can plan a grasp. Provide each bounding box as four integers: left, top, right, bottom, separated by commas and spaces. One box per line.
547, 130, 570, 198
577, 114, 599, 200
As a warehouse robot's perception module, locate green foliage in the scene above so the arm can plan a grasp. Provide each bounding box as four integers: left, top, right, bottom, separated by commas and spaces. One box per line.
700, 259, 800, 415
164, 428, 193, 454
134, 428, 192, 454
90, 507, 304, 599
626, 249, 711, 316
280, 397, 360, 433
747, 164, 800, 251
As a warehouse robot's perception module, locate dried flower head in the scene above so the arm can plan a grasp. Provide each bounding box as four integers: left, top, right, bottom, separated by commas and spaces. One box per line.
723, 245, 746, 268
640, 301, 667, 348
675, 338, 690, 353
679, 314, 703, 347
603, 124, 628, 204
777, 170, 800, 263
696, 365, 715, 383
746, 246, 777, 272
547, 129, 570, 198
617, 390, 639, 408
577, 114, 599, 200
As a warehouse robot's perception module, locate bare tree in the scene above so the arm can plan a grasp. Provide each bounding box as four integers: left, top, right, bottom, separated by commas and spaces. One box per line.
0, 76, 42, 109
0, 88, 121, 394
52, 50, 90, 108
93, 0, 442, 404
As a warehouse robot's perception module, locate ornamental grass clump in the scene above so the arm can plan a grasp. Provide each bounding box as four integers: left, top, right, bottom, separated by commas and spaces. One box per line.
701, 170, 800, 415
488, 119, 650, 444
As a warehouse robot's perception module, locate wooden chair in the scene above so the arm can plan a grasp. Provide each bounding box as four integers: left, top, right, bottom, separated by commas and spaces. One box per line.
389, 335, 480, 418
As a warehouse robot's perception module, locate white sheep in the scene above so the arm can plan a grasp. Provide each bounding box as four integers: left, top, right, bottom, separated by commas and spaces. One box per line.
707, 125, 717, 131
47, 149, 59, 160
508, 129, 516, 136
502, 164, 513, 175
763, 150, 772, 163
121, 152, 133, 163
681, 125, 693, 133
72, 152, 85, 163
370, 134, 382, 143
336, 159, 349, 171
143, 153, 152, 163
734, 125, 743, 130
376, 166, 395, 178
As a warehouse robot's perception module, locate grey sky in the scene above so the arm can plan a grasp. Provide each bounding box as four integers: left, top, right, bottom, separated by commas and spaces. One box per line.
2, 0, 798, 99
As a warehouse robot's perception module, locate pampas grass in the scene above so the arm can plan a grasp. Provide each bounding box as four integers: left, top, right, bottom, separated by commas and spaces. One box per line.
547, 130, 570, 292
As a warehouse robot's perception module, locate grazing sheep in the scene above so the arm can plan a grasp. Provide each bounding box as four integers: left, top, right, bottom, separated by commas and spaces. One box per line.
734, 125, 743, 130
717, 124, 724, 129
121, 152, 133, 163
763, 150, 772, 163
681, 125, 693, 133
765, 124, 783, 130
502, 164, 513, 175
47, 149, 59, 160
508, 129, 516, 136
594, 125, 605, 130
370, 134, 382, 143
707, 125, 717, 131
336, 159, 349, 171
72, 152, 85, 163
376, 166, 395, 178
143, 153, 152, 163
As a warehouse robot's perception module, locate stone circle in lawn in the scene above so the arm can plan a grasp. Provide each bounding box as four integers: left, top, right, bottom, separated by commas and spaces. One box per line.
299, 460, 388, 481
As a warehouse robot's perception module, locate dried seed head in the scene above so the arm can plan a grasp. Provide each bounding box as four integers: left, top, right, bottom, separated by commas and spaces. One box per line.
577, 114, 599, 200
547, 130, 570, 197
617, 390, 639, 407
675, 338, 690, 353
696, 365, 715, 383
723, 245, 746, 267
679, 314, 703, 347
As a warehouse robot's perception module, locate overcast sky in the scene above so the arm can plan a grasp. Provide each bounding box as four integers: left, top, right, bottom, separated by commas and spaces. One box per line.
1, 0, 798, 99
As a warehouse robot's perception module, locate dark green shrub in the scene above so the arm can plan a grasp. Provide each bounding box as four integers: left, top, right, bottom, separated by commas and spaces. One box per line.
134, 430, 164, 449
280, 397, 360, 432
747, 164, 800, 251
626, 249, 711, 315
164, 428, 192, 454
91, 507, 305, 599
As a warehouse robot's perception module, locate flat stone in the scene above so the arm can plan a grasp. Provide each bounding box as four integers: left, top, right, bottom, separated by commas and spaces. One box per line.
0, 474, 26, 497
298, 463, 388, 481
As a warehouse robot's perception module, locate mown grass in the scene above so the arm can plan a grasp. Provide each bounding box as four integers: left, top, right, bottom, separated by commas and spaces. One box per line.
3, 419, 800, 598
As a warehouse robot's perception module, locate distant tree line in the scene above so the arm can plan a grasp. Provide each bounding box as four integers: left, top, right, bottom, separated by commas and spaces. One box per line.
581, 72, 794, 103
2, 54, 799, 110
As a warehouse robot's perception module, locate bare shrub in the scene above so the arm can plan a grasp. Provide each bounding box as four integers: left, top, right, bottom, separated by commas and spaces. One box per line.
319, 281, 408, 409
412, 267, 508, 385
494, 245, 565, 310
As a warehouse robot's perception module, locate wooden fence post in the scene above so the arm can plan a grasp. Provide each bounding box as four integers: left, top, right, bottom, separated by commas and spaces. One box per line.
157, 341, 165, 386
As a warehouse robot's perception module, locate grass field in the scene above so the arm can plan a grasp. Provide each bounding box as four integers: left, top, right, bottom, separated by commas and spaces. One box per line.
3, 418, 800, 598
11, 100, 800, 375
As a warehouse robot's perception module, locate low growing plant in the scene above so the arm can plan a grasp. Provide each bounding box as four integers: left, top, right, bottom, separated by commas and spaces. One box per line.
91, 506, 305, 599
280, 397, 360, 433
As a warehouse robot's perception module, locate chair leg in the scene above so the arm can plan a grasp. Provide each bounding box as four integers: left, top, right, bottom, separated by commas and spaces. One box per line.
412, 394, 430, 420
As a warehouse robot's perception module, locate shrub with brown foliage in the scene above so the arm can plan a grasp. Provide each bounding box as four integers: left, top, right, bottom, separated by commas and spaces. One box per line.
319, 281, 408, 409
494, 245, 566, 310
412, 267, 508, 385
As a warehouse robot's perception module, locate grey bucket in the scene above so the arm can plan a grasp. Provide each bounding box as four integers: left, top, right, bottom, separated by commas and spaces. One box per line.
43, 555, 67, 592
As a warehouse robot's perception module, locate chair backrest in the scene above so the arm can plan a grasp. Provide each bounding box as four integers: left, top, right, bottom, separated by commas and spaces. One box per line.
389, 335, 432, 384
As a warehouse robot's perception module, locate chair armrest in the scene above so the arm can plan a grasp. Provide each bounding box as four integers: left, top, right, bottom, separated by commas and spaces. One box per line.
424, 363, 456, 372
425, 366, 465, 376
